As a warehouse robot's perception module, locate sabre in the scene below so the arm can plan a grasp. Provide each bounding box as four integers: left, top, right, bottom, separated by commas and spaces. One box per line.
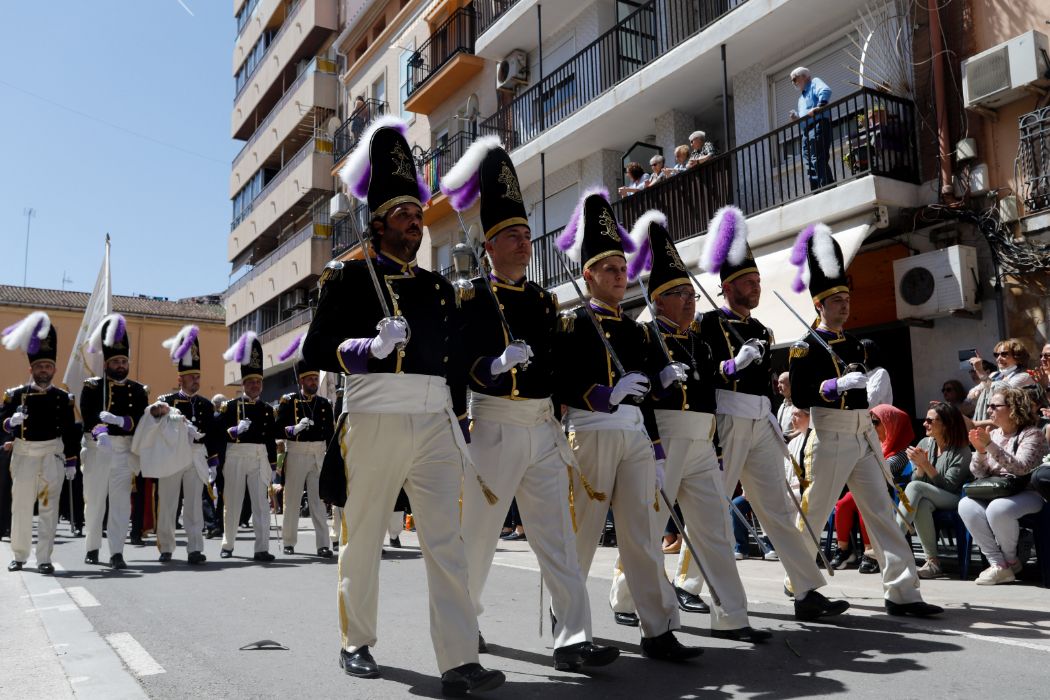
68, 477, 76, 536
353, 217, 409, 350
772, 291, 914, 519
726, 496, 772, 557
658, 488, 721, 607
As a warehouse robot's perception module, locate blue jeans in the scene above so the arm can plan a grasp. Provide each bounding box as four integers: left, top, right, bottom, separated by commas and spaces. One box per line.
730, 495, 774, 554
802, 119, 834, 190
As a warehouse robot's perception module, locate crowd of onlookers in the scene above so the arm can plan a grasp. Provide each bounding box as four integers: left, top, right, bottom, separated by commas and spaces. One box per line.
618, 131, 718, 198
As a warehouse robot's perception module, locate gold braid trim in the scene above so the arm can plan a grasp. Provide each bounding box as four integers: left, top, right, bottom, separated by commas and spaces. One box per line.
566, 464, 578, 533
574, 465, 606, 501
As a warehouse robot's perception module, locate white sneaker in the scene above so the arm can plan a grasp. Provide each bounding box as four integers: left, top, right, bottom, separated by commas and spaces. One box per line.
1007, 559, 1023, 575
763, 550, 780, 561
975, 565, 1016, 585
917, 560, 943, 579
734, 551, 745, 560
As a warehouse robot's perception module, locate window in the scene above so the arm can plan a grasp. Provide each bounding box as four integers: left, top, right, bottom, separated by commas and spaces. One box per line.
400, 44, 416, 124
372, 73, 386, 106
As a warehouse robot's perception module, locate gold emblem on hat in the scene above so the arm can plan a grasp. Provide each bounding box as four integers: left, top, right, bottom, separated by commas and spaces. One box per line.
190, 343, 200, 363
666, 240, 686, 271
498, 163, 523, 203
391, 143, 415, 182
598, 209, 620, 241
250, 345, 262, 369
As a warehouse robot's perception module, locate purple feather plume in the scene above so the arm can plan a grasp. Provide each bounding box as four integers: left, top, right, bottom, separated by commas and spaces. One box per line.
557, 186, 611, 257
115, 316, 126, 344
26, 319, 46, 354
174, 326, 198, 361
700, 207, 739, 274
1, 322, 16, 337
416, 173, 432, 205
627, 235, 652, 281
445, 170, 481, 212
790, 223, 817, 293
278, 333, 304, 363
617, 223, 636, 253
350, 162, 371, 200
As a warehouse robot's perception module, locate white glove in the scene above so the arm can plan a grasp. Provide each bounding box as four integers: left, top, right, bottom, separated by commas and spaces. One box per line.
65, 465, 77, 481
291, 417, 313, 435
99, 411, 125, 427
370, 318, 409, 360
732, 339, 764, 372
96, 432, 112, 450
235, 418, 252, 435
655, 459, 665, 491
659, 363, 688, 389
208, 465, 218, 483
836, 371, 868, 392
8, 411, 27, 428
610, 372, 650, 406
490, 342, 534, 375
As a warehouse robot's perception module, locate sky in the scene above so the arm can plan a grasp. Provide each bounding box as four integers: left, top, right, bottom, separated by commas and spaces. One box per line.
0, 1, 236, 300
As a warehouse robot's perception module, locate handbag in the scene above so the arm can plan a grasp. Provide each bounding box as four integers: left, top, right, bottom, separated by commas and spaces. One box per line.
963, 474, 1031, 500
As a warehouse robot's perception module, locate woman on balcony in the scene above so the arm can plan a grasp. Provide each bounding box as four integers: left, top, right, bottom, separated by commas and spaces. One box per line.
617, 162, 649, 198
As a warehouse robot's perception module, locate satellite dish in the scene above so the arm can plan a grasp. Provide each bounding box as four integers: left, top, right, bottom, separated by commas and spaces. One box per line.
324, 116, 341, 137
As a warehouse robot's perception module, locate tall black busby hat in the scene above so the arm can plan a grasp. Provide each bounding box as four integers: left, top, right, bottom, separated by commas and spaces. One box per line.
162, 325, 201, 376
224, 331, 263, 382
626, 210, 691, 299
88, 313, 130, 362
440, 136, 529, 240
702, 206, 758, 284
338, 115, 431, 219
555, 187, 636, 271
791, 222, 848, 304
1, 311, 57, 365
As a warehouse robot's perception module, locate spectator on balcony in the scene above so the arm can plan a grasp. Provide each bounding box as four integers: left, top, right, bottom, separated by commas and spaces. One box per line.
618, 162, 649, 198
645, 155, 669, 188
686, 131, 716, 169
670, 145, 690, 174
789, 67, 834, 191
350, 95, 368, 143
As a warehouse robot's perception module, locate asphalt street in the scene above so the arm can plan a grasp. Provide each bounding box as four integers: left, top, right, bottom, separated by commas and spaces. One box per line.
5, 518, 1050, 699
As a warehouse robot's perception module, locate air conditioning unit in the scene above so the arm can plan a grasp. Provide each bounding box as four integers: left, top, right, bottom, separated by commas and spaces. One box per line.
329, 193, 351, 220
962, 30, 1050, 110
892, 245, 980, 319
496, 50, 529, 91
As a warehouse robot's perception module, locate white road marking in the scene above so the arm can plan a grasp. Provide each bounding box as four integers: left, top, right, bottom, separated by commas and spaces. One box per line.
105, 633, 166, 677
66, 586, 101, 608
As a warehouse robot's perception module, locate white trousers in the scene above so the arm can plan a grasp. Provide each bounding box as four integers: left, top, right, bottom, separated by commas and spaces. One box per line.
156, 450, 205, 555
282, 441, 330, 550
611, 412, 750, 630
803, 408, 922, 604
331, 506, 344, 544
221, 443, 272, 554
685, 413, 827, 598
9, 439, 64, 565
337, 411, 478, 674
82, 437, 134, 557
570, 427, 680, 638
463, 395, 590, 649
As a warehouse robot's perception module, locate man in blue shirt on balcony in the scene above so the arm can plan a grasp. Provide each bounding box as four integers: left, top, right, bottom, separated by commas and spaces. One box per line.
789, 67, 834, 191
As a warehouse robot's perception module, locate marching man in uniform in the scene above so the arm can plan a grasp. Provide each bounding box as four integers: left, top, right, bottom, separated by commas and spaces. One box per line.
442, 138, 619, 672
153, 325, 220, 565
787, 223, 942, 618
1, 313, 79, 575
553, 188, 701, 662
275, 335, 334, 558
80, 314, 149, 570
685, 207, 849, 621
219, 332, 278, 562
302, 116, 505, 695
609, 211, 772, 643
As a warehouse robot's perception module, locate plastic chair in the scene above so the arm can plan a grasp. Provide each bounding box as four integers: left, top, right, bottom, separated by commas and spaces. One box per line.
1018, 501, 1050, 588
931, 509, 973, 580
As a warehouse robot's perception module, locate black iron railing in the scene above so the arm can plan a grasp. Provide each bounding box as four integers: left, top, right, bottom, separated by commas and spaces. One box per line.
407, 7, 476, 97
333, 99, 389, 163
331, 203, 371, 258
479, 0, 738, 150
527, 88, 919, 290
419, 131, 478, 197
474, 0, 519, 36
1020, 105, 1050, 214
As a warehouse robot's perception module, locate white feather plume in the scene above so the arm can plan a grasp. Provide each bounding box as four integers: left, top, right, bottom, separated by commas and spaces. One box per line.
1, 311, 51, 352
337, 114, 411, 194
87, 313, 125, 353
161, 324, 198, 365
223, 331, 258, 363
701, 206, 749, 274
811, 223, 840, 276
440, 135, 503, 192
627, 210, 667, 255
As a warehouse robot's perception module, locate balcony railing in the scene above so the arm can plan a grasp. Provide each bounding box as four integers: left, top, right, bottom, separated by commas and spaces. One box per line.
419, 131, 477, 196
407, 7, 476, 97
260, 306, 314, 344
474, 0, 520, 36
333, 98, 388, 163
235, 0, 309, 101
231, 136, 333, 231
1019, 105, 1050, 215
528, 88, 919, 290
331, 203, 371, 258
479, 0, 739, 151
226, 221, 328, 298
232, 56, 338, 170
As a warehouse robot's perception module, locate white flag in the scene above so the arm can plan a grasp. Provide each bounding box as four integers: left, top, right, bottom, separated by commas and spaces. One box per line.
63, 236, 112, 399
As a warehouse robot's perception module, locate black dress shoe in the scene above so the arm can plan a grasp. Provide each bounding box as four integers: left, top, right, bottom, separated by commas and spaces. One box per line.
38, 562, 55, 575
205, 529, 222, 539
711, 626, 772, 643
317, 547, 333, 558
84, 550, 99, 564
188, 551, 206, 565
614, 612, 639, 627
219, 549, 233, 559
640, 631, 703, 661
553, 642, 620, 671
110, 554, 127, 570
158, 552, 173, 563
74, 527, 84, 538
283, 546, 294, 554
674, 586, 710, 614
8, 560, 23, 572
858, 555, 880, 574
339, 646, 380, 678
440, 663, 505, 697
129, 536, 145, 546
389, 536, 401, 548
478, 632, 488, 654
885, 600, 944, 617
794, 590, 850, 621
253, 551, 275, 562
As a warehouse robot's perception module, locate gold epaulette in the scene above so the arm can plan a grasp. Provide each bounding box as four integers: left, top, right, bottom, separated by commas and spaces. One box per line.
318, 261, 344, 290
455, 282, 475, 306
279, 394, 290, 404
559, 309, 576, 333
219, 400, 230, 414
789, 341, 810, 362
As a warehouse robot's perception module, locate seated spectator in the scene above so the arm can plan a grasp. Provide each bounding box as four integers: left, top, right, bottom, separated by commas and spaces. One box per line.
959, 386, 1049, 585
617, 161, 648, 198
897, 401, 972, 578
1033, 342, 1050, 389
670, 144, 690, 173
1023, 384, 1050, 446
861, 338, 892, 407
686, 130, 716, 168
646, 154, 669, 188
830, 404, 913, 572
939, 379, 971, 418
968, 340, 1035, 428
